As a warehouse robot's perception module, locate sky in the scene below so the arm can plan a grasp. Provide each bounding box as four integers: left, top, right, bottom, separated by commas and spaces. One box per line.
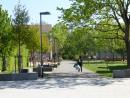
0, 0, 72, 26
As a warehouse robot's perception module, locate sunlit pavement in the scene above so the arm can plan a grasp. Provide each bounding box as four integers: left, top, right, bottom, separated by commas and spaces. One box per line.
0, 78, 130, 98
0, 60, 130, 98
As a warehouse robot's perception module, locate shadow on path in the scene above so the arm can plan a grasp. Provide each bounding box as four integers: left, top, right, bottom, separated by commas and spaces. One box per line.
0, 75, 125, 90
45, 72, 101, 78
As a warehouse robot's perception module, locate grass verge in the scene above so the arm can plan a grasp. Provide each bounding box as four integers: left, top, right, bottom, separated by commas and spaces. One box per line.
84, 60, 127, 77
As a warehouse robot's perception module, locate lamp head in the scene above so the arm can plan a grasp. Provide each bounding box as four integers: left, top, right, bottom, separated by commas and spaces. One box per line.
40, 12, 50, 15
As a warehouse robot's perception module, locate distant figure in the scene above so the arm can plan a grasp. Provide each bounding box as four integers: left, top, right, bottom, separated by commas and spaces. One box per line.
78, 56, 83, 72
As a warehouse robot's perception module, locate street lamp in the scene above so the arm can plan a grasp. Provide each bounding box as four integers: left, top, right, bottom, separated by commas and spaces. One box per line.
40, 11, 50, 76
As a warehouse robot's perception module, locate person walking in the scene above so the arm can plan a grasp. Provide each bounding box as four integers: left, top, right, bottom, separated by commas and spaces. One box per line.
78, 56, 83, 72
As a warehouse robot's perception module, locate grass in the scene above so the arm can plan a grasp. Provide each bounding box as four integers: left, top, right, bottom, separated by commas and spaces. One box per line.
84, 60, 127, 77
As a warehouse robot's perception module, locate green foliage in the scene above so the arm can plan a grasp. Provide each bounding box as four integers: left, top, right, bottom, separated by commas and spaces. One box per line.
13, 1, 30, 46
62, 27, 96, 59
25, 25, 40, 52
6, 46, 29, 73
51, 22, 68, 54
0, 5, 13, 71
57, 0, 128, 61
94, 20, 125, 53
52, 23, 68, 46
42, 33, 50, 52
58, 0, 104, 27
58, 21, 125, 59
13, 1, 29, 25
13, 1, 30, 72
0, 5, 12, 56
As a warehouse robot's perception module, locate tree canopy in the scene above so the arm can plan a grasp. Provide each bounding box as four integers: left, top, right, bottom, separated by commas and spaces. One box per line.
13, 1, 30, 72
0, 5, 12, 71
58, 0, 130, 67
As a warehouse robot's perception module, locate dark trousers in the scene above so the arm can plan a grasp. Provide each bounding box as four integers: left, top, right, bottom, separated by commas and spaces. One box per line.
80, 65, 82, 72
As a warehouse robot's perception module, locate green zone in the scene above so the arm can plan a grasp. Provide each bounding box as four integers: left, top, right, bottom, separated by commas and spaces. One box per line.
0, 46, 29, 73
84, 60, 127, 77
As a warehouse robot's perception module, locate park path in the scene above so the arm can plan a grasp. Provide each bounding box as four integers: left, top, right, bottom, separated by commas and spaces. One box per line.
0, 60, 130, 98
45, 60, 101, 78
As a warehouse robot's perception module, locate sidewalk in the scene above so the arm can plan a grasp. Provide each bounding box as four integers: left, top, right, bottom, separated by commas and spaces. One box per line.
52, 60, 88, 73
45, 60, 101, 78
0, 60, 130, 98
0, 77, 130, 98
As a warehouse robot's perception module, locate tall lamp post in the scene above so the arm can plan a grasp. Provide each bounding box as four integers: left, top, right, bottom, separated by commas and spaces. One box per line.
40, 12, 50, 76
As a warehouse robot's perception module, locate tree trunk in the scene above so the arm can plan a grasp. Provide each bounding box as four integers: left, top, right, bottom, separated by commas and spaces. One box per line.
32, 47, 35, 67
121, 51, 125, 61
18, 29, 22, 73
2, 55, 7, 71
18, 54, 22, 72
14, 56, 17, 73
125, 24, 130, 69
126, 44, 130, 69
126, 47, 130, 68
112, 52, 115, 61
26, 55, 29, 67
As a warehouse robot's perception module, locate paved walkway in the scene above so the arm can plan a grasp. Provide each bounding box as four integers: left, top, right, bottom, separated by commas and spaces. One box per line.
52, 60, 90, 73
0, 60, 130, 98
45, 60, 101, 78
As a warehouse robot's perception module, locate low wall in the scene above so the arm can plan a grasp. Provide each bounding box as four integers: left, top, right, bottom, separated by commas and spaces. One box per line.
33, 67, 53, 77
0, 72, 38, 81
113, 69, 130, 78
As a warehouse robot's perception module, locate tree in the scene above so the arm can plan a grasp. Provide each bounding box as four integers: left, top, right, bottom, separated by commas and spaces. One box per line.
51, 22, 68, 60
24, 25, 40, 51
23, 25, 40, 66
63, 27, 96, 59
51, 22, 68, 48
0, 5, 12, 71
13, 1, 29, 72
94, 20, 125, 60
58, 0, 130, 68
106, 0, 130, 68
58, 0, 103, 27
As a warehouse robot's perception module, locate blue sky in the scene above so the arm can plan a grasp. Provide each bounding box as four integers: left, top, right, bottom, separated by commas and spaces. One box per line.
0, 0, 71, 26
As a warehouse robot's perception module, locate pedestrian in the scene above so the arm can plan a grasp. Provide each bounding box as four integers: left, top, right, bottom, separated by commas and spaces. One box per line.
78, 56, 83, 72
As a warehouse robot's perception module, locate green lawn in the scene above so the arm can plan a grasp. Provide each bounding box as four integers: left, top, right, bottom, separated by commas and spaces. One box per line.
84, 60, 127, 77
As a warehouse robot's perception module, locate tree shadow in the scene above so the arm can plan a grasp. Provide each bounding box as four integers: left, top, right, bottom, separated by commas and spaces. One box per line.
0, 73, 125, 90
96, 70, 112, 74
97, 65, 127, 77
83, 60, 105, 64
98, 65, 127, 72
98, 66, 108, 69
108, 65, 127, 71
